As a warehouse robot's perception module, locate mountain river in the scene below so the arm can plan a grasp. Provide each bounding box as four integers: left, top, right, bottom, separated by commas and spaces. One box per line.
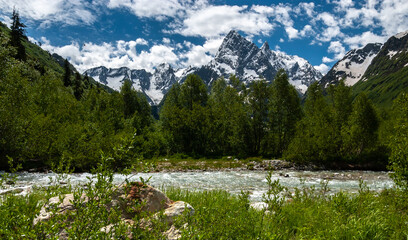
0, 170, 393, 202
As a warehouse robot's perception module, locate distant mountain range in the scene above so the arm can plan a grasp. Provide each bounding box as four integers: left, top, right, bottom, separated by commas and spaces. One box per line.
85, 29, 408, 107
85, 30, 322, 105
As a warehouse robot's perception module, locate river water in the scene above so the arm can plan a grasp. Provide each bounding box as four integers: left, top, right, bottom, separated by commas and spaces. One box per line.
0, 170, 394, 202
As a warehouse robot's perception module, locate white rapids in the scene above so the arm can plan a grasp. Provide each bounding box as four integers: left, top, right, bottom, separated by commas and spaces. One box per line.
0, 170, 394, 202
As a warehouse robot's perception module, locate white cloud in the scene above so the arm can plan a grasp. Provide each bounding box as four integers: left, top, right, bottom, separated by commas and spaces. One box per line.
285, 27, 299, 39
328, 41, 346, 60
322, 56, 334, 63
344, 31, 387, 49
202, 38, 223, 55
40, 37, 177, 73
180, 45, 212, 67
173, 5, 274, 38
333, 0, 354, 10
318, 12, 338, 27
378, 0, 408, 37
0, 0, 96, 27
296, 2, 315, 17
162, 38, 171, 44
314, 63, 330, 74
107, 0, 183, 20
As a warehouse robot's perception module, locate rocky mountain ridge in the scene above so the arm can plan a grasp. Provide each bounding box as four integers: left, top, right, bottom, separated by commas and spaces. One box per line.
85, 30, 323, 105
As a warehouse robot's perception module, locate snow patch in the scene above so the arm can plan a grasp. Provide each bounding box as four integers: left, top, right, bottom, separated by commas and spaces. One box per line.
145, 77, 164, 105
106, 76, 125, 91
333, 53, 376, 86
387, 50, 398, 59
244, 69, 258, 78
394, 30, 408, 39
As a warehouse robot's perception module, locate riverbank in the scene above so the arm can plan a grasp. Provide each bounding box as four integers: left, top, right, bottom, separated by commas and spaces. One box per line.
147, 157, 388, 173
0, 172, 405, 239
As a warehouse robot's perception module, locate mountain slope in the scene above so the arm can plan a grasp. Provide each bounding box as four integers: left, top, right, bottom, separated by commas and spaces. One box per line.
320, 43, 382, 87
352, 30, 408, 107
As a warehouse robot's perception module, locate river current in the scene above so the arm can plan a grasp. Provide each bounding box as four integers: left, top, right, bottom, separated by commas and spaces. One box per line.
0, 170, 393, 202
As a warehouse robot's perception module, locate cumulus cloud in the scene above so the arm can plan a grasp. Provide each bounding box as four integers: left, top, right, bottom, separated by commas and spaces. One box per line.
0, 0, 96, 27
172, 5, 274, 38
344, 31, 387, 49
328, 41, 346, 60
107, 0, 183, 20
314, 63, 330, 74
322, 56, 334, 63
40, 37, 177, 73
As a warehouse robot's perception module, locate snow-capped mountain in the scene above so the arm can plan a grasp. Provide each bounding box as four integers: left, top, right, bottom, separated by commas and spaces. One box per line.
319, 43, 383, 87
182, 30, 322, 94
85, 30, 323, 105
84, 63, 176, 105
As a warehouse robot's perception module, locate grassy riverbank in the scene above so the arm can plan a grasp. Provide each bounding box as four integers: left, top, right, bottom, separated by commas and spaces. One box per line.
1, 171, 407, 239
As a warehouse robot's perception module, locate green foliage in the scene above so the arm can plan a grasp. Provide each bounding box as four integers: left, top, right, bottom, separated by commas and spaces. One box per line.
248, 79, 271, 154
161, 75, 210, 156
286, 82, 337, 163
266, 70, 302, 156
180, 74, 208, 110
208, 76, 249, 156
343, 93, 379, 157
388, 93, 408, 189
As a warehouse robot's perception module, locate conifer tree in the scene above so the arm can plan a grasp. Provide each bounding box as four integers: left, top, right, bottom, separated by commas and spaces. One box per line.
10, 9, 26, 61
63, 59, 71, 87
121, 80, 137, 118
73, 72, 83, 100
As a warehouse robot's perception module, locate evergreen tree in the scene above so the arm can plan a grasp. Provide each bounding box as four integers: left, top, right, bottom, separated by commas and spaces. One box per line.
9, 9, 26, 61
121, 80, 137, 119
63, 59, 71, 87
73, 72, 83, 100
267, 69, 302, 156
84, 73, 90, 88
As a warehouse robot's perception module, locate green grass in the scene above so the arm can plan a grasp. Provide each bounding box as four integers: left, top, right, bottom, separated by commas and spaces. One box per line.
1, 170, 408, 239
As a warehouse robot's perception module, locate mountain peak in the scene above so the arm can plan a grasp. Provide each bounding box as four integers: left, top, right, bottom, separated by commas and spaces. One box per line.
225, 30, 240, 39
261, 41, 270, 51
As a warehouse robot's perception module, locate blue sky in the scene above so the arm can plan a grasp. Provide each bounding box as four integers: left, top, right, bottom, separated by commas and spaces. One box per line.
1, 0, 407, 74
